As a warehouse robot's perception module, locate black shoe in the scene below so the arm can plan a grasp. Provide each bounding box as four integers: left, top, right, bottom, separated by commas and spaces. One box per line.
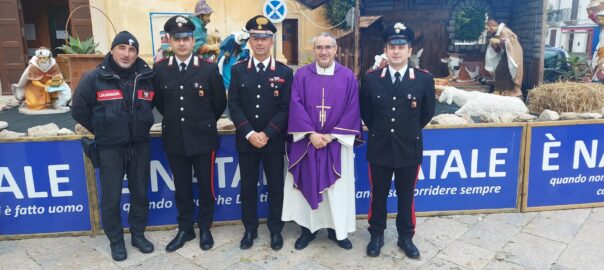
166, 230, 195, 252
132, 235, 154, 254
200, 230, 214, 250
366, 235, 384, 257
110, 241, 127, 261
270, 232, 283, 251
239, 231, 257, 250
327, 229, 353, 250
397, 237, 420, 259
294, 227, 316, 250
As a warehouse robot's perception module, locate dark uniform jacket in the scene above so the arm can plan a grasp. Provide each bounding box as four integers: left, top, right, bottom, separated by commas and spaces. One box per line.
153, 55, 227, 156
360, 66, 436, 168
228, 57, 292, 154
72, 53, 155, 146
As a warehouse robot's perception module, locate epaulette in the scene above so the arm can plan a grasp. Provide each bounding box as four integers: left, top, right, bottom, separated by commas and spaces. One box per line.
416, 68, 432, 75
200, 57, 213, 63
366, 67, 381, 74
234, 58, 249, 66
155, 57, 169, 64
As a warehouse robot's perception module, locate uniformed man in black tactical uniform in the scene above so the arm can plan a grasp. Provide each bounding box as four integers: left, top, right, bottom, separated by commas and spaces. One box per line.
72, 31, 155, 261
360, 22, 435, 258
228, 15, 292, 251
153, 15, 227, 252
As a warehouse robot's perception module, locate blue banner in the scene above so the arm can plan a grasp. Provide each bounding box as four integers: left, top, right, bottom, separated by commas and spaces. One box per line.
355, 126, 523, 214
0, 140, 91, 235
526, 123, 604, 208
106, 126, 523, 228
103, 136, 270, 227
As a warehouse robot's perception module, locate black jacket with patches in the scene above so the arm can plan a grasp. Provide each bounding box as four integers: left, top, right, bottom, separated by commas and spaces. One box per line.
71, 53, 155, 146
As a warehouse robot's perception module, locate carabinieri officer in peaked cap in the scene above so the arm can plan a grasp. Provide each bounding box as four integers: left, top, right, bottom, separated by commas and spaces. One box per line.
228, 15, 293, 251
153, 15, 226, 252
360, 22, 435, 258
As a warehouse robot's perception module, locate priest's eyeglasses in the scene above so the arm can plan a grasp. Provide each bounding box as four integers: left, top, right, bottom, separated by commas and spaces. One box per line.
314, 45, 335, 51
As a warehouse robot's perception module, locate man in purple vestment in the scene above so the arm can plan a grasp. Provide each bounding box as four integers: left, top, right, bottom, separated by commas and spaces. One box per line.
282, 32, 362, 251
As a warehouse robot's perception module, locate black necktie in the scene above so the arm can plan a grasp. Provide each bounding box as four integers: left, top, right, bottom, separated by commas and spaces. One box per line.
394, 71, 402, 88
257, 62, 265, 77
180, 63, 187, 74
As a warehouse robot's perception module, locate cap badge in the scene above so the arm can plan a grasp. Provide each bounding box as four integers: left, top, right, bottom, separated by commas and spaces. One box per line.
394, 22, 406, 34
176, 16, 187, 27
256, 17, 269, 30
128, 39, 134, 46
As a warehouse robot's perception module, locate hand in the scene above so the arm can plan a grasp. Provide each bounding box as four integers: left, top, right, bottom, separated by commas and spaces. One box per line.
258, 132, 269, 143
309, 133, 332, 149
248, 132, 267, 148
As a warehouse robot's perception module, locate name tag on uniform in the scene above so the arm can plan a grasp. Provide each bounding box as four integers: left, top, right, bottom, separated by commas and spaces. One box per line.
411, 97, 417, 108
274, 90, 279, 97
137, 90, 154, 101
96, 90, 123, 101
199, 90, 205, 97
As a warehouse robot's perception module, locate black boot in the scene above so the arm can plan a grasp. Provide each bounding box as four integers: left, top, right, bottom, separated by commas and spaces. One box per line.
366, 235, 384, 257
166, 230, 195, 252
294, 227, 316, 250
397, 236, 420, 259
270, 232, 283, 251
200, 230, 214, 250
110, 240, 127, 261
327, 228, 352, 250
239, 231, 257, 250
132, 235, 154, 254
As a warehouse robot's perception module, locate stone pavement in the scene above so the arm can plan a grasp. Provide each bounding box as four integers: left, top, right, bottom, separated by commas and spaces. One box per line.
1, 208, 604, 270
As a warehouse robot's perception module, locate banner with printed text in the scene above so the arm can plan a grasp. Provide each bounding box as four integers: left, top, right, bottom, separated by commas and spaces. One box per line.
0, 140, 91, 236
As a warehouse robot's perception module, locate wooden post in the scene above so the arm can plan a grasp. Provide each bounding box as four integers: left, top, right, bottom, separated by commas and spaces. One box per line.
353, 0, 361, 77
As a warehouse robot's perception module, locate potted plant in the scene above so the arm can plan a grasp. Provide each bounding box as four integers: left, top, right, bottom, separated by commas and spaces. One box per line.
56, 35, 104, 92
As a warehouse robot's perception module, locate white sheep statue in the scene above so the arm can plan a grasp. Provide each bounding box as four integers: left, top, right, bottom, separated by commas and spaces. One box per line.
438, 86, 529, 121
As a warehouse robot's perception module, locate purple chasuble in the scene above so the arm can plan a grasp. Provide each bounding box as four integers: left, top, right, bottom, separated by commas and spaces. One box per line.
287, 62, 362, 209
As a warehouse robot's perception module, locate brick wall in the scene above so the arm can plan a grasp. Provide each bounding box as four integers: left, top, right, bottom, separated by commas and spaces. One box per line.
509, 0, 546, 88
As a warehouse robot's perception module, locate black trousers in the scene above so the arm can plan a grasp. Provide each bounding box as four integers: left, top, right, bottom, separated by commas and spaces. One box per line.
98, 142, 150, 243
167, 152, 215, 231
238, 152, 284, 233
368, 163, 419, 238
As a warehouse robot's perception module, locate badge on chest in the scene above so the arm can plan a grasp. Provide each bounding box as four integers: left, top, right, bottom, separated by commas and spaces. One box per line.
195, 82, 205, 97
407, 94, 417, 108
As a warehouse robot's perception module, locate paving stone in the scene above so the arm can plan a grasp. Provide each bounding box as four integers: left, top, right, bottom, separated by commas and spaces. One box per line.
417, 257, 469, 270
435, 241, 496, 269
588, 207, 604, 222
538, 209, 591, 225
523, 214, 581, 243
483, 212, 537, 227
125, 252, 203, 270
459, 218, 521, 251
79, 234, 161, 268
449, 214, 486, 226
549, 264, 577, 270
17, 237, 118, 270
499, 233, 566, 269
573, 218, 604, 245
557, 238, 604, 269
0, 249, 42, 270
483, 259, 535, 270
288, 260, 332, 270
416, 216, 469, 249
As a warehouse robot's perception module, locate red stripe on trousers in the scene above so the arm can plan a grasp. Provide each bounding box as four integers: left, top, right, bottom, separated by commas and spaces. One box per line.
210, 151, 216, 199
411, 165, 420, 228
